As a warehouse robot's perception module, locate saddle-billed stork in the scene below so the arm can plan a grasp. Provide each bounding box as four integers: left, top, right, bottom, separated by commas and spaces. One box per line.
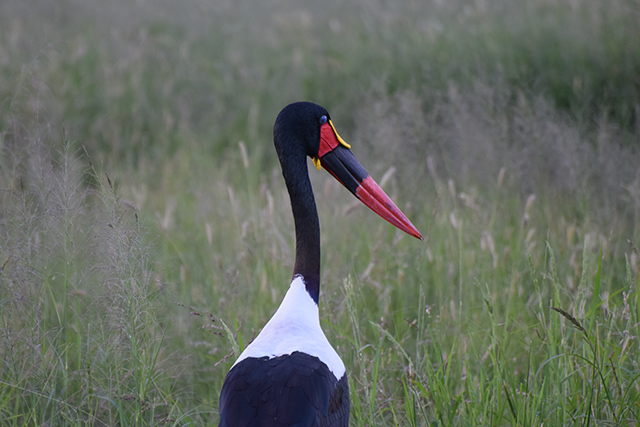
218, 102, 422, 426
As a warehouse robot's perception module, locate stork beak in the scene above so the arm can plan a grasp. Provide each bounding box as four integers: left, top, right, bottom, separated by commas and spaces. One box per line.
314, 121, 423, 240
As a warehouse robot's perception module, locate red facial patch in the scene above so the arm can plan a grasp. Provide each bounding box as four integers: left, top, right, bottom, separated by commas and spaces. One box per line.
318, 122, 340, 158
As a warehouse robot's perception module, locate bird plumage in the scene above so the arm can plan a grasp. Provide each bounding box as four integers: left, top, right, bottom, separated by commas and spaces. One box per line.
220, 351, 349, 427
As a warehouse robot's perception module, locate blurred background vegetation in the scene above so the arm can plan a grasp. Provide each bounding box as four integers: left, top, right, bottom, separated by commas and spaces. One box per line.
1, 0, 639, 425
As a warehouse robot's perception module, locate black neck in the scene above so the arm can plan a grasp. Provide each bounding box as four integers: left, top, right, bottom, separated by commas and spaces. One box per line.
280, 152, 321, 304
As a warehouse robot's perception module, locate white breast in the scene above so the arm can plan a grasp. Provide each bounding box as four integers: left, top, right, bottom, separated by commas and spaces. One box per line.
232, 275, 346, 378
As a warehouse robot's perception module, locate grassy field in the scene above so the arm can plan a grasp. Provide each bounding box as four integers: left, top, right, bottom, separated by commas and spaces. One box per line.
1, 0, 640, 425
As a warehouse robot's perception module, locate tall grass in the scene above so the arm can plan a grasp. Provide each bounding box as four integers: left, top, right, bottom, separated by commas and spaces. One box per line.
0, 136, 181, 425
1, 0, 640, 425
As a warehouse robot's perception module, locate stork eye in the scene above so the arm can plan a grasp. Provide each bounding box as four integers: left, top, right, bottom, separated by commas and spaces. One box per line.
319, 115, 327, 125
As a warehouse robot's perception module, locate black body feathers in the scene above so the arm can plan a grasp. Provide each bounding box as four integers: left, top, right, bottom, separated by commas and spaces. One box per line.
219, 352, 349, 427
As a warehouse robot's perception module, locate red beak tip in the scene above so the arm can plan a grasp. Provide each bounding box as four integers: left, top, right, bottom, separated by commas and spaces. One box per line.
410, 229, 424, 240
